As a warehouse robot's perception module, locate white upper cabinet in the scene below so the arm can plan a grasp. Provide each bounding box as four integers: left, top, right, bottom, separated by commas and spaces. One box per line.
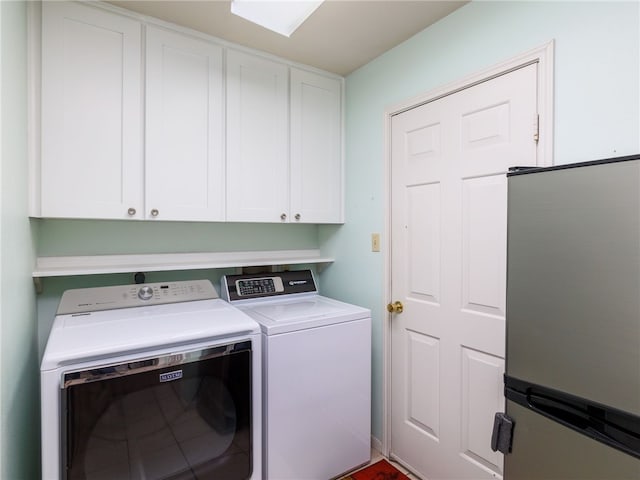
226, 52, 344, 224
145, 26, 224, 221
226, 50, 289, 223
290, 68, 343, 224
34, 2, 343, 224
40, 1, 143, 219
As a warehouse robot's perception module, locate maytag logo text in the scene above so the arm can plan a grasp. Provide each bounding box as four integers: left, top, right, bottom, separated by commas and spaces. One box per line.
159, 370, 183, 383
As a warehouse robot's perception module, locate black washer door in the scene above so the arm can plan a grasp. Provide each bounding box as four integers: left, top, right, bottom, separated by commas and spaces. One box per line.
63, 343, 252, 480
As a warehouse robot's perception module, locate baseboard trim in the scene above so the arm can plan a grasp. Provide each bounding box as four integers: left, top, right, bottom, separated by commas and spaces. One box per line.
371, 435, 383, 455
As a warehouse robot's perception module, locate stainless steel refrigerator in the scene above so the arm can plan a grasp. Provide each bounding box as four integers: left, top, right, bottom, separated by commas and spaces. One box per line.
497, 155, 640, 479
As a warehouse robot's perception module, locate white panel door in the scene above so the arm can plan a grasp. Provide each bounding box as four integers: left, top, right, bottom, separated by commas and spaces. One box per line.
226, 50, 289, 222
40, 1, 142, 219
145, 26, 224, 221
290, 69, 343, 224
390, 64, 540, 479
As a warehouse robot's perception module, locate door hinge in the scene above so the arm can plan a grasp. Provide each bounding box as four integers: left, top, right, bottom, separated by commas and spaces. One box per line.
533, 114, 540, 143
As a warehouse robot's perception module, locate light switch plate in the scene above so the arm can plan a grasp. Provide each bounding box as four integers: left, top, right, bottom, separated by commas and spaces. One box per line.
371, 233, 381, 252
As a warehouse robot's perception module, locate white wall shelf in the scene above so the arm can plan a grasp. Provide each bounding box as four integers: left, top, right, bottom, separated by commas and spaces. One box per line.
32, 249, 333, 291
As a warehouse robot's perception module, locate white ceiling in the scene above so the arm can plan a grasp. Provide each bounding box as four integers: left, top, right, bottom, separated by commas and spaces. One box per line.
106, 0, 468, 76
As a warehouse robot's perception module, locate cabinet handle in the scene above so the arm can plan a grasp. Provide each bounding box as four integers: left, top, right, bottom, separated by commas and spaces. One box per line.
151, 209, 159, 217
294, 213, 301, 221
127, 207, 136, 216
280, 213, 287, 221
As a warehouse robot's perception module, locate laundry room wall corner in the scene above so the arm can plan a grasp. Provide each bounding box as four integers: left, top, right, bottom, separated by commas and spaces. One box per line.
1, 1, 40, 478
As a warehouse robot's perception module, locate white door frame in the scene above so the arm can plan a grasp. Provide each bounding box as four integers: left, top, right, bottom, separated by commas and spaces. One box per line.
381, 41, 555, 457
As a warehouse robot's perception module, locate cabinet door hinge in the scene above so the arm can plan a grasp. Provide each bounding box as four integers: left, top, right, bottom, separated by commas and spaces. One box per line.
533, 114, 540, 143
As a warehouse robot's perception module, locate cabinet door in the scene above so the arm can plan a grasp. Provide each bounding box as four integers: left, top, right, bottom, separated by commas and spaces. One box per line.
145, 27, 224, 221
290, 69, 343, 223
226, 50, 289, 222
40, 2, 142, 219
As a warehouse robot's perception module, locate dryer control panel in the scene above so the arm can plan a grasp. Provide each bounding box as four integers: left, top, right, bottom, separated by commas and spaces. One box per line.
222, 270, 317, 302
57, 280, 218, 315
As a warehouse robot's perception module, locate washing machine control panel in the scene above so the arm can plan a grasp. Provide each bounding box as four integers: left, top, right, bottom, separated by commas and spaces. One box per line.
57, 280, 219, 315
222, 270, 317, 302
236, 277, 285, 296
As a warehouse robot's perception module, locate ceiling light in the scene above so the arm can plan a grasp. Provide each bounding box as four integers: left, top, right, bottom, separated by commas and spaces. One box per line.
230, 0, 324, 37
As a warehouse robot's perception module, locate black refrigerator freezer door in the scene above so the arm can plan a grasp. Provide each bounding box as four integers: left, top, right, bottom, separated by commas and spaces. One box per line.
505, 400, 640, 480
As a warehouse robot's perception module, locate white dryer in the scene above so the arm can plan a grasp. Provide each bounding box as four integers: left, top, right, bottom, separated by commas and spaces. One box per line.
41, 280, 262, 480
222, 270, 371, 480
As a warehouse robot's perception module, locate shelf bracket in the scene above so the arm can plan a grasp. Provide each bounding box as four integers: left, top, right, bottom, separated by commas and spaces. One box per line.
33, 277, 43, 294
316, 261, 332, 273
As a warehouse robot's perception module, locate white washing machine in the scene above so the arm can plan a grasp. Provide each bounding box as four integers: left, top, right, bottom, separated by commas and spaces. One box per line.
221, 270, 371, 480
41, 280, 262, 480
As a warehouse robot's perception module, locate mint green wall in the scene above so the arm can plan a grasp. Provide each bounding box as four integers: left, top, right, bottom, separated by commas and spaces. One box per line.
36, 219, 318, 256
320, 1, 640, 444
1, 1, 39, 478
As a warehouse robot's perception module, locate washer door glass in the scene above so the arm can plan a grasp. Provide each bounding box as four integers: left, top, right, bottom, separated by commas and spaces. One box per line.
62, 342, 252, 480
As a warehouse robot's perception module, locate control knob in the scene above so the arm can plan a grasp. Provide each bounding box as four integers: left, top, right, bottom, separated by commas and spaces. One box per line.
138, 286, 154, 301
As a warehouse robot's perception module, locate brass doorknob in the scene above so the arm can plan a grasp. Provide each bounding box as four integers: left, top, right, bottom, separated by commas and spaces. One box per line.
386, 301, 404, 314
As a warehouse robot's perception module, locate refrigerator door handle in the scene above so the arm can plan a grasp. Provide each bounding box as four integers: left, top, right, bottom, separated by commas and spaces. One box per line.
527, 392, 638, 456
528, 394, 628, 449
505, 375, 640, 459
